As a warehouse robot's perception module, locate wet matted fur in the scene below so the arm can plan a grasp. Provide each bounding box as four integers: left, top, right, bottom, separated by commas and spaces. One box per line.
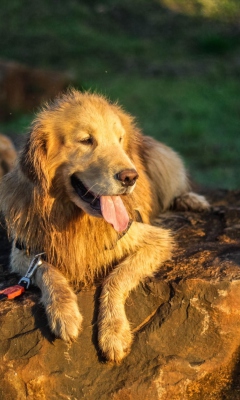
0, 90, 209, 363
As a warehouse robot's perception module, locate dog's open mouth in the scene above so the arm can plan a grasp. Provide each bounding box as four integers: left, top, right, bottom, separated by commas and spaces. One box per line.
71, 174, 130, 232
70, 174, 101, 211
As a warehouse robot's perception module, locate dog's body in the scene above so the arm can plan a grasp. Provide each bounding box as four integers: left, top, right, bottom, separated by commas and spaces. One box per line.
0, 91, 209, 362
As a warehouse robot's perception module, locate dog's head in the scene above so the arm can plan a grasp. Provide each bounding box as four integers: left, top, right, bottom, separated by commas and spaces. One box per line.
20, 91, 139, 231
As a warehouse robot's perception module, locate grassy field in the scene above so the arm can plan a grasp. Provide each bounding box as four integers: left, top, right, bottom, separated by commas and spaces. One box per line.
0, 0, 239, 188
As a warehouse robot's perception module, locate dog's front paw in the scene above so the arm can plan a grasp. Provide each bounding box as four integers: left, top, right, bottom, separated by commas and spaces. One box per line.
44, 292, 83, 342
173, 192, 210, 212
98, 317, 133, 363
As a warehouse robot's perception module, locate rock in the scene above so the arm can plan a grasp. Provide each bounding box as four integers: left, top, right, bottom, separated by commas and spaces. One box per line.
0, 59, 70, 120
0, 189, 240, 400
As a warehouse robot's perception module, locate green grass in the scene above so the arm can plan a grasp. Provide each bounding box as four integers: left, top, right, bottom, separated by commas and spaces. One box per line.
1, 75, 239, 189
0, 0, 240, 189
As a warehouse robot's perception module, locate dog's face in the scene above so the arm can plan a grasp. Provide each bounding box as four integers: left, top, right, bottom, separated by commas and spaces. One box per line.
62, 97, 138, 217
20, 92, 139, 231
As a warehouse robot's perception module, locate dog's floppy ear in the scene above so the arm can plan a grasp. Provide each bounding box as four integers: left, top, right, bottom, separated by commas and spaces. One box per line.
20, 124, 49, 192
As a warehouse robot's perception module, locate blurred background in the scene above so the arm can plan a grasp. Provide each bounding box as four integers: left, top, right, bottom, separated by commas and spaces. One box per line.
0, 0, 240, 189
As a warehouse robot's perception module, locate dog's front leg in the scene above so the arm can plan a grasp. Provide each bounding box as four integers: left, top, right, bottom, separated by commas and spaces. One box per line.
98, 222, 173, 363
34, 262, 83, 341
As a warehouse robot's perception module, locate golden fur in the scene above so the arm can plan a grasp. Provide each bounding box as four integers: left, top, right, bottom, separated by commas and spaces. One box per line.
0, 91, 209, 362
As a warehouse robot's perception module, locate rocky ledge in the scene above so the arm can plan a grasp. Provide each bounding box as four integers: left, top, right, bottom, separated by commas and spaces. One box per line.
0, 189, 240, 400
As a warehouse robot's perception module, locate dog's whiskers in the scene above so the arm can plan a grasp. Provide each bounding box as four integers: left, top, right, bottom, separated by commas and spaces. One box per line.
92, 189, 104, 203
81, 182, 105, 204
82, 183, 99, 198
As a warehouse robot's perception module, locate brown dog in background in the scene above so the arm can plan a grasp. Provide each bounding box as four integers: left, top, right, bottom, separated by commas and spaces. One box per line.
0, 134, 17, 178
0, 91, 209, 363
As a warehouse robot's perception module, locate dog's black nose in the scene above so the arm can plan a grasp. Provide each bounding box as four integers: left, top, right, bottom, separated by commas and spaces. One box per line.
116, 169, 139, 187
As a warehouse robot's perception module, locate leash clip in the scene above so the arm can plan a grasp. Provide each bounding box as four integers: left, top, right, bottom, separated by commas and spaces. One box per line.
18, 252, 45, 289
0, 252, 45, 301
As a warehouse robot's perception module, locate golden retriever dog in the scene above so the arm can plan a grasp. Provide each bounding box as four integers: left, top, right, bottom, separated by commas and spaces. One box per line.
0, 134, 17, 178
0, 90, 209, 363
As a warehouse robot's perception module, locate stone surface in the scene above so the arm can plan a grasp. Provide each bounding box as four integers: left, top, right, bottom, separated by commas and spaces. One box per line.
0, 189, 240, 400
0, 59, 70, 120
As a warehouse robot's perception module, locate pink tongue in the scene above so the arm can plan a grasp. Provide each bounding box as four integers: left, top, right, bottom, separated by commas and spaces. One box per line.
100, 196, 129, 232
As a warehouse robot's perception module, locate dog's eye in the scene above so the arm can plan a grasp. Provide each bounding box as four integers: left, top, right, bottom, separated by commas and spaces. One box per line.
119, 137, 123, 143
79, 137, 93, 145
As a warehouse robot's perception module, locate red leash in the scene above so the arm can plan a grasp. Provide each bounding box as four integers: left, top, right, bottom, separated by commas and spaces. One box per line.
0, 285, 26, 300
0, 252, 45, 301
